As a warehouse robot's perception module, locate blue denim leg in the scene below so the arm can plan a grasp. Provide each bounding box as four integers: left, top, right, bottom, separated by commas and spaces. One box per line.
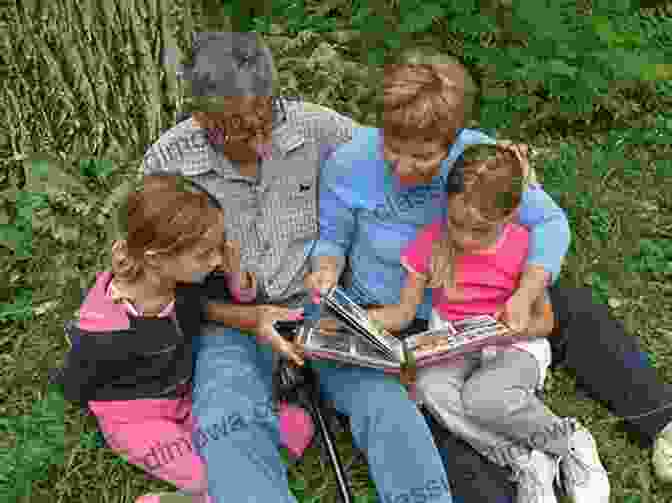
312, 360, 453, 503
191, 323, 296, 503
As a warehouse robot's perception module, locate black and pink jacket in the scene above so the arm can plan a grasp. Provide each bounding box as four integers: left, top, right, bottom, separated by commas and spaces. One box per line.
54, 271, 208, 404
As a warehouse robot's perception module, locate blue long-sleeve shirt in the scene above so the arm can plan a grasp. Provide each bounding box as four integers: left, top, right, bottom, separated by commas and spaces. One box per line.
313, 127, 571, 320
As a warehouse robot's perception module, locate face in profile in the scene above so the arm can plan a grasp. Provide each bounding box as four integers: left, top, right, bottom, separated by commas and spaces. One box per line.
150, 213, 228, 285
445, 194, 502, 253
185, 32, 277, 163
382, 133, 450, 186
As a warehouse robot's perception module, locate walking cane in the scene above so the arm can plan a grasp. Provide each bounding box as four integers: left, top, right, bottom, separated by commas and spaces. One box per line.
274, 316, 354, 503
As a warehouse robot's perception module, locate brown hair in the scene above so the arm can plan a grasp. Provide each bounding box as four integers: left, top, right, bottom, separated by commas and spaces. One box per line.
111, 175, 224, 282
383, 49, 476, 144
427, 145, 527, 290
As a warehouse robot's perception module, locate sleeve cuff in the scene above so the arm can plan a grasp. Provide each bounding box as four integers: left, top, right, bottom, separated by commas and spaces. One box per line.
310, 240, 346, 274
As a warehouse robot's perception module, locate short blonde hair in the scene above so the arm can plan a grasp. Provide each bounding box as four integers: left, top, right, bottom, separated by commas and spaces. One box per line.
383, 49, 476, 144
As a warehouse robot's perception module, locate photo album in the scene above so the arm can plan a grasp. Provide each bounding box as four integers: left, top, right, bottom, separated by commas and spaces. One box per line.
293, 287, 528, 373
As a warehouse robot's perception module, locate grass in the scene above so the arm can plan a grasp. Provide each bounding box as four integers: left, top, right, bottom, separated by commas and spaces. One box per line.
1, 1, 671, 502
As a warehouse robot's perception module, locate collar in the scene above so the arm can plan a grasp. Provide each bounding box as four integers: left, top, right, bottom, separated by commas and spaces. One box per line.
107, 277, 175, 318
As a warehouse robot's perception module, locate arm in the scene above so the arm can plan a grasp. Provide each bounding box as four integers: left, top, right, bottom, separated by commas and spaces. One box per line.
517, 184, 571, 289
310, 153, 359, 278
303, 102, 361, 276
519, 292, 554, 340
368, 270, 427, 332
204, 300, 259, 332
368, 222, 437, 332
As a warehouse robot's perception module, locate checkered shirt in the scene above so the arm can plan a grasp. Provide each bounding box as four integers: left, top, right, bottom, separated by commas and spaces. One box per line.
142, 99, 359, 302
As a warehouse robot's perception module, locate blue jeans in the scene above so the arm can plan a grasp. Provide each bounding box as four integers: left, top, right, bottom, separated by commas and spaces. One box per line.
191, 323, 453, 503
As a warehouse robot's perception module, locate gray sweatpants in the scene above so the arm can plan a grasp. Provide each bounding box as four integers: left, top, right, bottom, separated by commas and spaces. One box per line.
416, 347, 573, 467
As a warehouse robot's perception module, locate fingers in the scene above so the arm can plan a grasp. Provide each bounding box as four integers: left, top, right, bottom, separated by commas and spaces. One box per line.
305, 271, 336, 294
281, 339, 305, 366
304, 272, 318, 291
283, 307, 304, 321
507, 320, 522, 333
305, 274, 330, 304
317, 275, 336, 292
261, 325, 305, 366
317, 317, 341, 336
268, 306, 304, 322
497, 141, 530, 162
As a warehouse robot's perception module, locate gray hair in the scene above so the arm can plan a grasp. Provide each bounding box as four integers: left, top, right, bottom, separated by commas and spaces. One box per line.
182, 32, 277, 102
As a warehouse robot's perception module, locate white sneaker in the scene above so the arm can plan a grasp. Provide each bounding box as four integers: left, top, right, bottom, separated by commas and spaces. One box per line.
652, 420, 672, 483
510, 450, 559, 503
558, 419, 610, 503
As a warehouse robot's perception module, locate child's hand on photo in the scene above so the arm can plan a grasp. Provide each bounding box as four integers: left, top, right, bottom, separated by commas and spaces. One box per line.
316, 316, 342, 336
494, 289, 536, 334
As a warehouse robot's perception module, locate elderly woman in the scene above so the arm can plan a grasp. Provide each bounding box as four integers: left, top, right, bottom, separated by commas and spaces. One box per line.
143, 32, 453, 503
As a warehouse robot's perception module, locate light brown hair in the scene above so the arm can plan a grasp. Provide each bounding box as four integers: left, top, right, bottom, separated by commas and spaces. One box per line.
382, 49, 476, 145
111, 175, 224, 282
427, 145, 527, 290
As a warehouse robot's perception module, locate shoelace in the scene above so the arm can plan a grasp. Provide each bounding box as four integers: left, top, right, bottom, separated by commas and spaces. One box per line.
560, 444, 606, 490
510, 458, 554, 500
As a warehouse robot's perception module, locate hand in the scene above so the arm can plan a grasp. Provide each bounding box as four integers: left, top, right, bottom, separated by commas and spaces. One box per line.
304, 264, 339, 303
255, 305, 305, 366
496, 141, 534, 183
494, 289, 536, 334
315, 316, 342, 336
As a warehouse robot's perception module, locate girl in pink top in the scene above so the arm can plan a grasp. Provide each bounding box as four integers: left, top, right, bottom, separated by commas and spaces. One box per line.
366, 145, 610, 503
55, 176, 313, 503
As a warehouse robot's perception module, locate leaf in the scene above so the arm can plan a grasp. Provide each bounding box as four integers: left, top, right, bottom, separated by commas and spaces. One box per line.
48, 215, 81, 244
79, 159, 115, 179
0, 224, 29, 254
0, 207, 10, 226
32, 300, 60, 316
23, 155, 88, 196
547, 59, 577, 78
0, 287, 33, 322
608, 298, 623, 309
592, 15, 617, 46
399, 3, 444, 33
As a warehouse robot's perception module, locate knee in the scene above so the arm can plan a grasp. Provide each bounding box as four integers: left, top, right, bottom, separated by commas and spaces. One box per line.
363, 378, 408, 405
461, 381, 512, 421
355, 378, 419, 420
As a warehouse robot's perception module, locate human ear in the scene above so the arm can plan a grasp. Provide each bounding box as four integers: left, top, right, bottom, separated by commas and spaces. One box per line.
219, 240, 241, 274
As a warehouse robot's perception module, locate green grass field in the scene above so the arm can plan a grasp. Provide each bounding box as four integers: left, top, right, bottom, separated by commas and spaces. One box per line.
1, 1, 671, 502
